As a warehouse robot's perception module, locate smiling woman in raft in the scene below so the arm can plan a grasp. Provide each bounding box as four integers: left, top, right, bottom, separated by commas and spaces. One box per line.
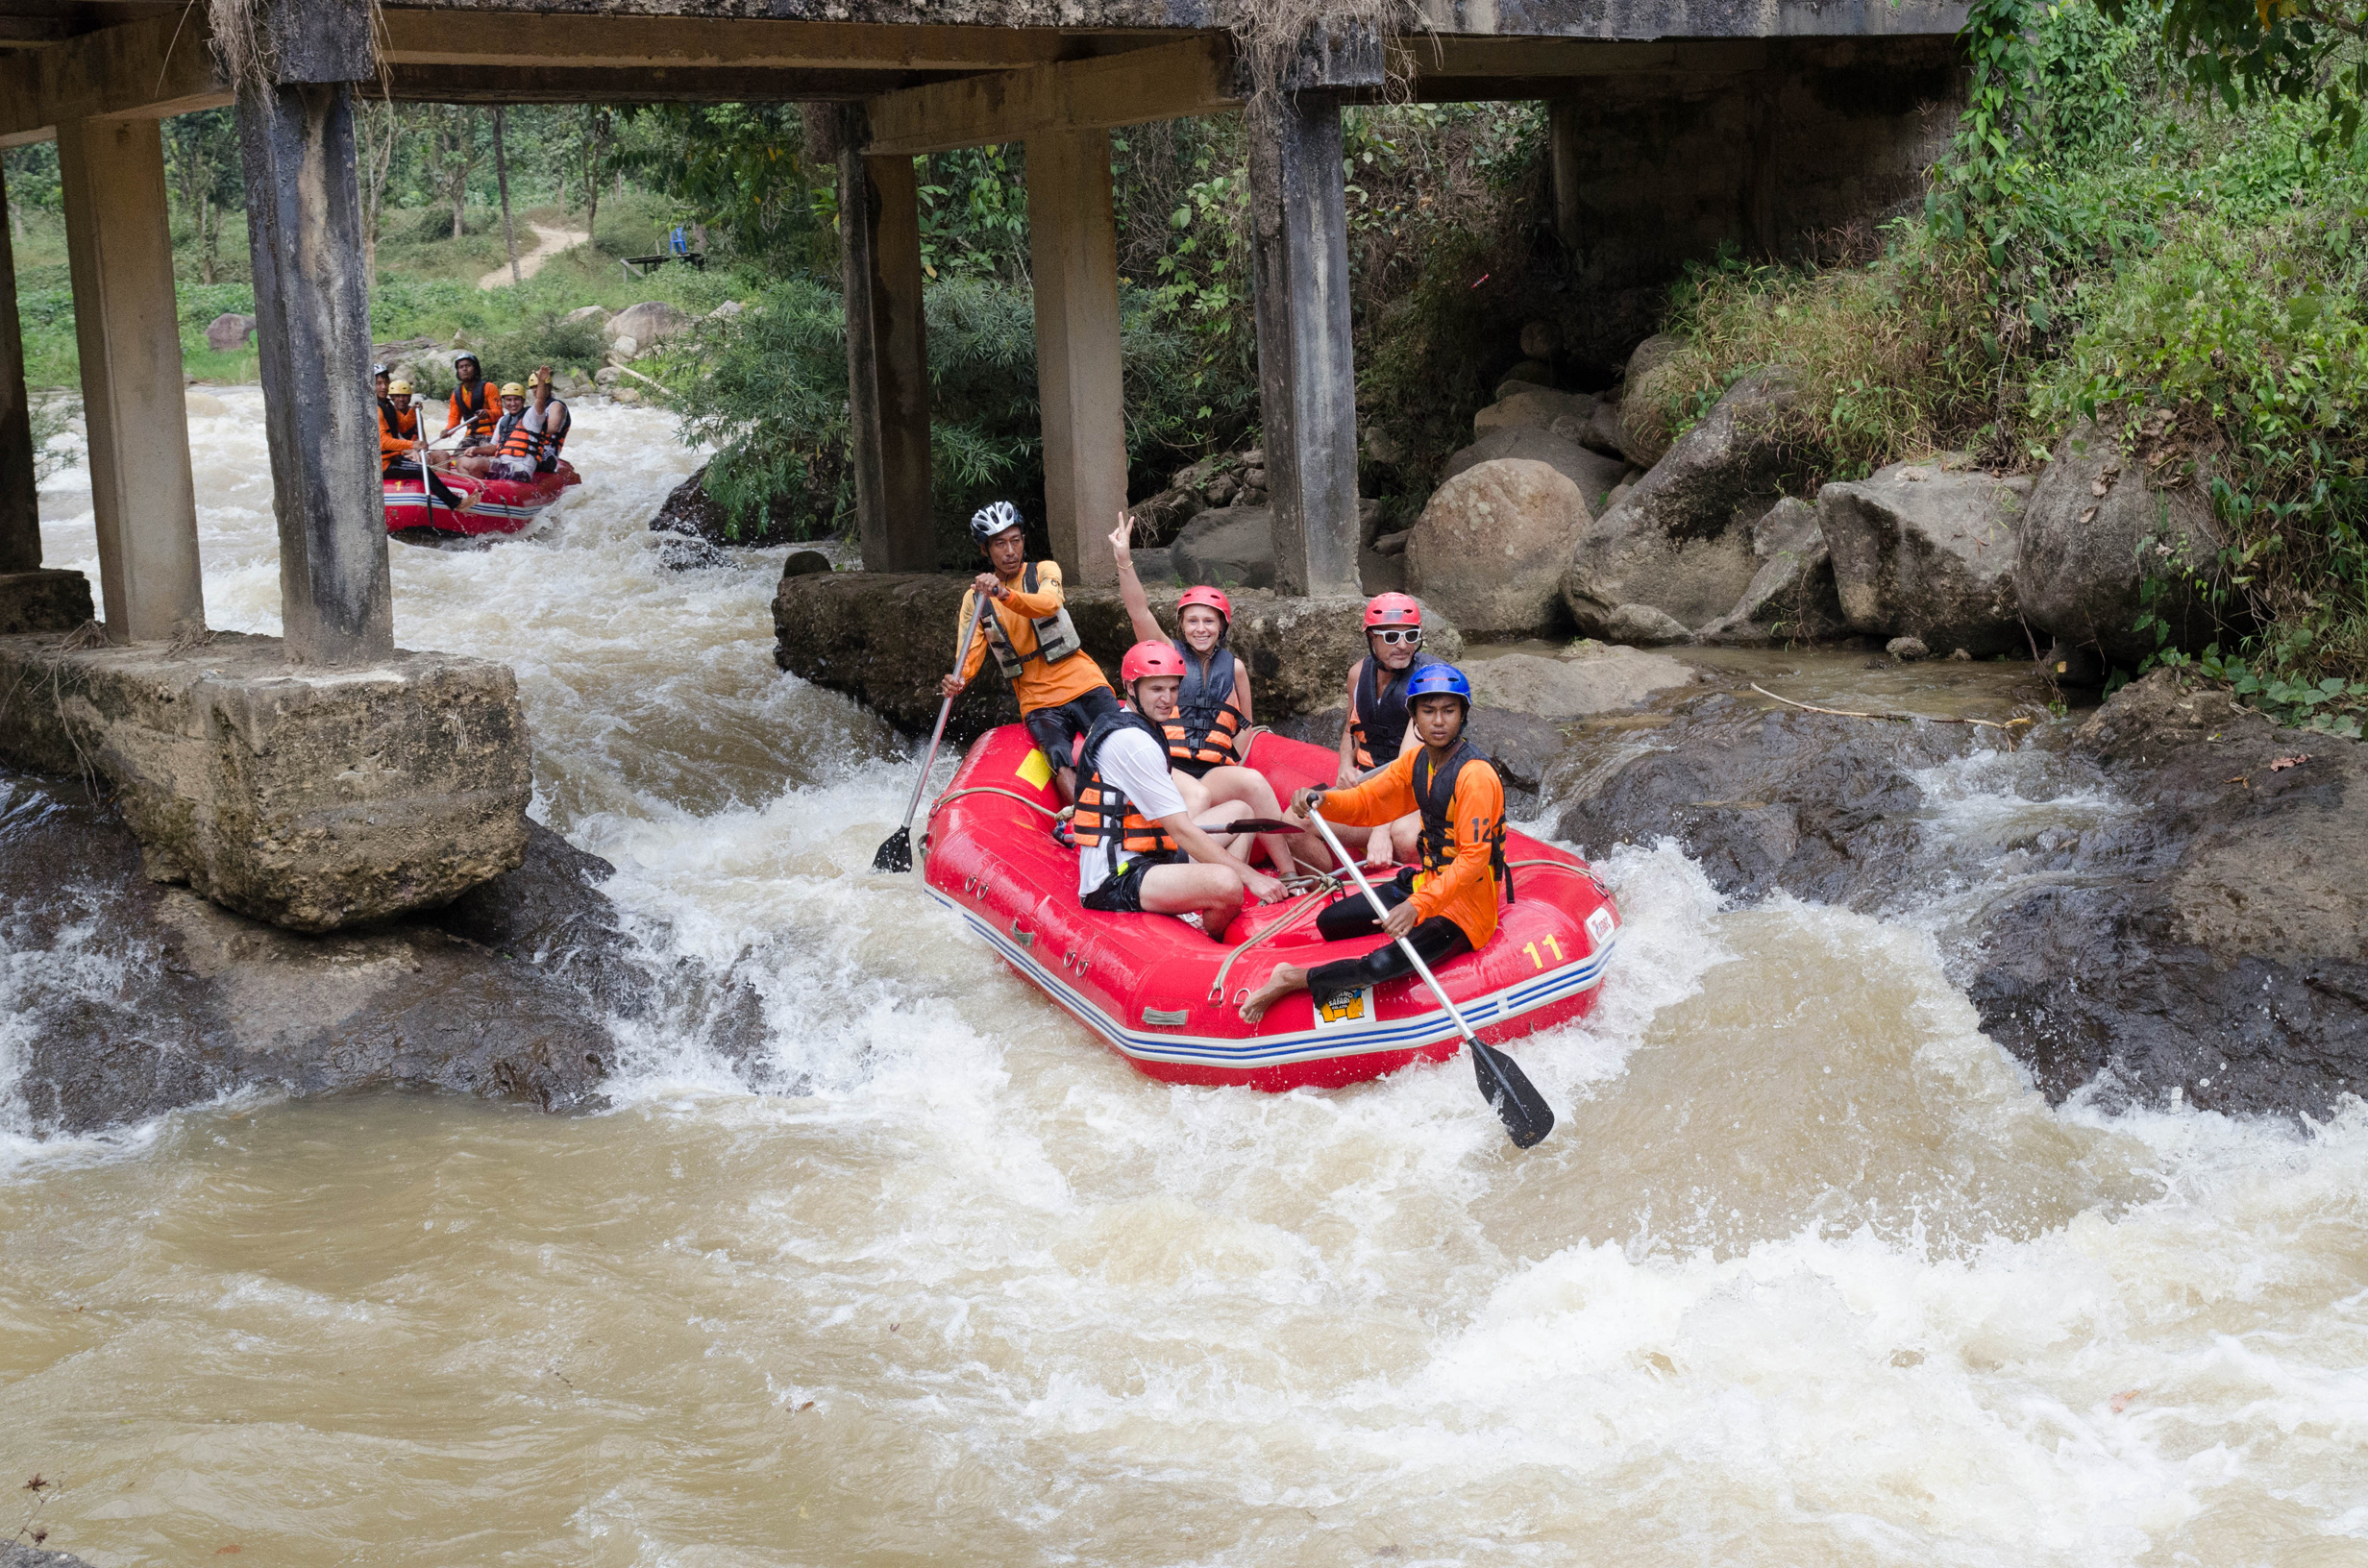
1108, 512, 1323, 879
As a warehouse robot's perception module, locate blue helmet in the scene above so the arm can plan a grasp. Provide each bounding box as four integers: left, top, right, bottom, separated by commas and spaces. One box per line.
970, 501, 1024, 545
1404, 662, 1472, 709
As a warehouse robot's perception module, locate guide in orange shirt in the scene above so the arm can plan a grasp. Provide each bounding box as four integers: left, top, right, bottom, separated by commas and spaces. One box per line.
938, 501, 1118, 806
1238, 664, 1509, 1024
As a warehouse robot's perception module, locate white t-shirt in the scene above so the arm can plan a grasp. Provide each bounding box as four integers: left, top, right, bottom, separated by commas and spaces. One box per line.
1076, 723, 1187, 899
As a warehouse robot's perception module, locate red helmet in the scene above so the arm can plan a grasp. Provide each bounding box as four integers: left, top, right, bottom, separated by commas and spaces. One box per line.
1120, 640, 1187, 687
1176, 585, 1232, 624
1364, 592, 1422, 629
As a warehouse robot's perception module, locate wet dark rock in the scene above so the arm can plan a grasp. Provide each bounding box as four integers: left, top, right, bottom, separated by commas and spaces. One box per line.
0, 768, 767, 1139
3, 1541, 97, 1568
781, 550, 832, 578
1967, 670, 2368, 1119
648, 462, 810, 551
1552, 695, 1980, 904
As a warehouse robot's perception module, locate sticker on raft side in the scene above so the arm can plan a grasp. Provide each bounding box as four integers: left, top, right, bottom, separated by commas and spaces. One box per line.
1312, 987, 1377, 1030
1587, 906, 1617, 948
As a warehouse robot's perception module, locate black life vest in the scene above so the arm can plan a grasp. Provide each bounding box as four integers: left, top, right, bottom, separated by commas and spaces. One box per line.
377, 397, 417, 472
450, 379, 495, 439
1412, 737, 1513, 898
1163, 640, 1244, 772
981, 561, 1086, 681
535, 399, 569, 467
1073, 710, 1180, 865
1350, 650, 1442, 770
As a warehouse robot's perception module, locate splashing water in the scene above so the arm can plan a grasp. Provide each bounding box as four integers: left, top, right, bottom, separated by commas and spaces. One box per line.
4, 389, 2364, 1566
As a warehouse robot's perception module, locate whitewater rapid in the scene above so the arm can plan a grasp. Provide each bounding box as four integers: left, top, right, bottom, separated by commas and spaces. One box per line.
3, 387, 2364, 1567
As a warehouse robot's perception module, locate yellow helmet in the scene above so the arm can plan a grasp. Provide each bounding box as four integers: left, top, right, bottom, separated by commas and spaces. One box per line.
387, 380, 413, 396
499, 381, 527, 398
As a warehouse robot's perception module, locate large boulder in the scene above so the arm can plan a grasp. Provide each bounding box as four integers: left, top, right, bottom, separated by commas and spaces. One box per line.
1462, 646, 1695, 717
1473, 385, 1593, 437
562, 304, 612, 328
0, 630, 530, 934
2014, 419, 2223, 669
1969, 669, 2368, 1119
1694, 497, 1852, 645
772, 571, 1462, 732
1819, 460, 2031, 656
605, 300, 691, 350
1171, 505, 1275, 590
0, 773, 615, 1136
1611, 333, 1683, 468
1406, 458, 1590, 636
204, 311, 256, 352
1559, 370, 1795, 638
1443, 427, 1627, 513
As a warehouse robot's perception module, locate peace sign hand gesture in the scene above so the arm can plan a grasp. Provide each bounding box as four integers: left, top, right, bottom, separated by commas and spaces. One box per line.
1107, 510, 1134, 571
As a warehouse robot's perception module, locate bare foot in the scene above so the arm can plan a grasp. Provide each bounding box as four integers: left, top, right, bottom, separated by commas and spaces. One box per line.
1238, 965, 1303, 1024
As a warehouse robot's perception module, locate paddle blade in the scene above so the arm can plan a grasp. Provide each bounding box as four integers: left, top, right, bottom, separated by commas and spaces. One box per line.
1468, 1039, 1555, 1149
872, 825, 913, 874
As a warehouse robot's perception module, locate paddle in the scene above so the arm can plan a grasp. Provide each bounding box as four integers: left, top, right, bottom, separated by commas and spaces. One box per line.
1301, 811, 1557, 1150
874, 590, 994, 873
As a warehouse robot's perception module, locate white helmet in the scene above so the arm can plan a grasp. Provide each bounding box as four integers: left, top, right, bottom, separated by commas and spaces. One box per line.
970, 501, 1024, 545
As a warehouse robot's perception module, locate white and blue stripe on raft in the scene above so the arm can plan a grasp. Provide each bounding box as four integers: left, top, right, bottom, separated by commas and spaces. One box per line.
932, 888, 1615, 1070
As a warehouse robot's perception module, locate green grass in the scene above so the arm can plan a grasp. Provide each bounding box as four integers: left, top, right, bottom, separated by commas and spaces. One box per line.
8, 186, 764, 391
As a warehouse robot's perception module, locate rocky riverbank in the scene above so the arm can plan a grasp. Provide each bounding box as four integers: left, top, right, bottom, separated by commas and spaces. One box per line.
1, 765, 761, 1137
1552, 667, 2368, 1119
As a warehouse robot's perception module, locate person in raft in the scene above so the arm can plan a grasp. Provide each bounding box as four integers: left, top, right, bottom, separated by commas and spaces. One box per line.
1331, 592, 1441, 867
939, 502, 1119, 811
376, 380, 472, 514
437, 351, 497, 448
1075, 641, 1284, 939
1106, 511, 1315, 879
524, 366, 571, 475
455, 383, 539, 481
1239, 663, 1507, 1024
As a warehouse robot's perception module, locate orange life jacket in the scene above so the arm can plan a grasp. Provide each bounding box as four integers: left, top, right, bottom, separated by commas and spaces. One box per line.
494, 411, 538, 459
1162, 641, 1245, 772
1073, 712, 1179, 862
450, 379, 495, 439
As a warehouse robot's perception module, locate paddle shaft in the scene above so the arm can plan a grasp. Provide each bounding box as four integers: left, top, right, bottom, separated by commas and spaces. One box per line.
1304, 811, 1487, 1050
896, 592, 994, 837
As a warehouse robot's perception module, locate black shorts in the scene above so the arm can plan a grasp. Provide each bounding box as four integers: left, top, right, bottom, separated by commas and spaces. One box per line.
1024, 686, 1122, 773
1081, 850, 1185, 914
1306, 869, 1473, 1010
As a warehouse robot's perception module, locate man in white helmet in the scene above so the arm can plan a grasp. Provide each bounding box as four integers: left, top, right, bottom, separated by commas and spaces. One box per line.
940, 501, 1117, 809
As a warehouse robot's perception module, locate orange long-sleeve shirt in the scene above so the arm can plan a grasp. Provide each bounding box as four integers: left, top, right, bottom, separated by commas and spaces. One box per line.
957, 561, 1113, 716
1319, 746, 1506, 949
378, 401, 420, 463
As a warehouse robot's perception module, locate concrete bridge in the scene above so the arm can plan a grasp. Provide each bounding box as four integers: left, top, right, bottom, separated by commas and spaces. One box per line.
0, 0, 1964, 930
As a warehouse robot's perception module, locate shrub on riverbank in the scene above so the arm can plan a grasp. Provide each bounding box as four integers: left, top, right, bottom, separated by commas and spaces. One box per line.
1630, 4, 2368, 717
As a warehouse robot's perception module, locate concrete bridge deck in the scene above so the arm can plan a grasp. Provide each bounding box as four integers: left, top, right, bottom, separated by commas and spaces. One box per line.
0, 0, 1965, 928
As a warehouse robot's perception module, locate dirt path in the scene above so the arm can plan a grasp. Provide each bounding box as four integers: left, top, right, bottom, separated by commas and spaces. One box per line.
478, 223, 590, 289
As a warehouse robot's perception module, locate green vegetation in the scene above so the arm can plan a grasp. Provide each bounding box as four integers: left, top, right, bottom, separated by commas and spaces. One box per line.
1627, 1, 2368, 730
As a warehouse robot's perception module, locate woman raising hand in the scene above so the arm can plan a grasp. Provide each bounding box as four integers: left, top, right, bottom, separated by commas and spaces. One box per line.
1108, 513, 1318, 878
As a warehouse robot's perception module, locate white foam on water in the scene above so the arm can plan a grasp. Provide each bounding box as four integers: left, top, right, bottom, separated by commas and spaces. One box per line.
8, 391, 2368, 1565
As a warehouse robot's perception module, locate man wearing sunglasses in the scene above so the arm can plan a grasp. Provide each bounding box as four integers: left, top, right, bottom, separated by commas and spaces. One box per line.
1332, 593, 1440, 868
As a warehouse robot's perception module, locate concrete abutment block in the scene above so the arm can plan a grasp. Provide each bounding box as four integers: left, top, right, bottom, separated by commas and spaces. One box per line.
0, 629, 531, 933
0, 569, 95, 635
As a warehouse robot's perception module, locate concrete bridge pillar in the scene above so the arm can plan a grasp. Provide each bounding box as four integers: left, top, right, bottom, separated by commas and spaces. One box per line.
0, 160, 91, 636
837, 110, 935, 574
56, 115, 206, 643
235, 0, 391, 662
1024, 127, 1124, 589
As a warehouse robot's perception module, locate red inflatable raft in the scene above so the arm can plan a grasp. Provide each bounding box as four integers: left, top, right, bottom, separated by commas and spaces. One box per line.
383, 460, 580, 538
922, 724, 1620, 1092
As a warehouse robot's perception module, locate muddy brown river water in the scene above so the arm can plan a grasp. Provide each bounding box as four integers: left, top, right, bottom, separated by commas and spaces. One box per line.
5, 389, 2365, 1567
